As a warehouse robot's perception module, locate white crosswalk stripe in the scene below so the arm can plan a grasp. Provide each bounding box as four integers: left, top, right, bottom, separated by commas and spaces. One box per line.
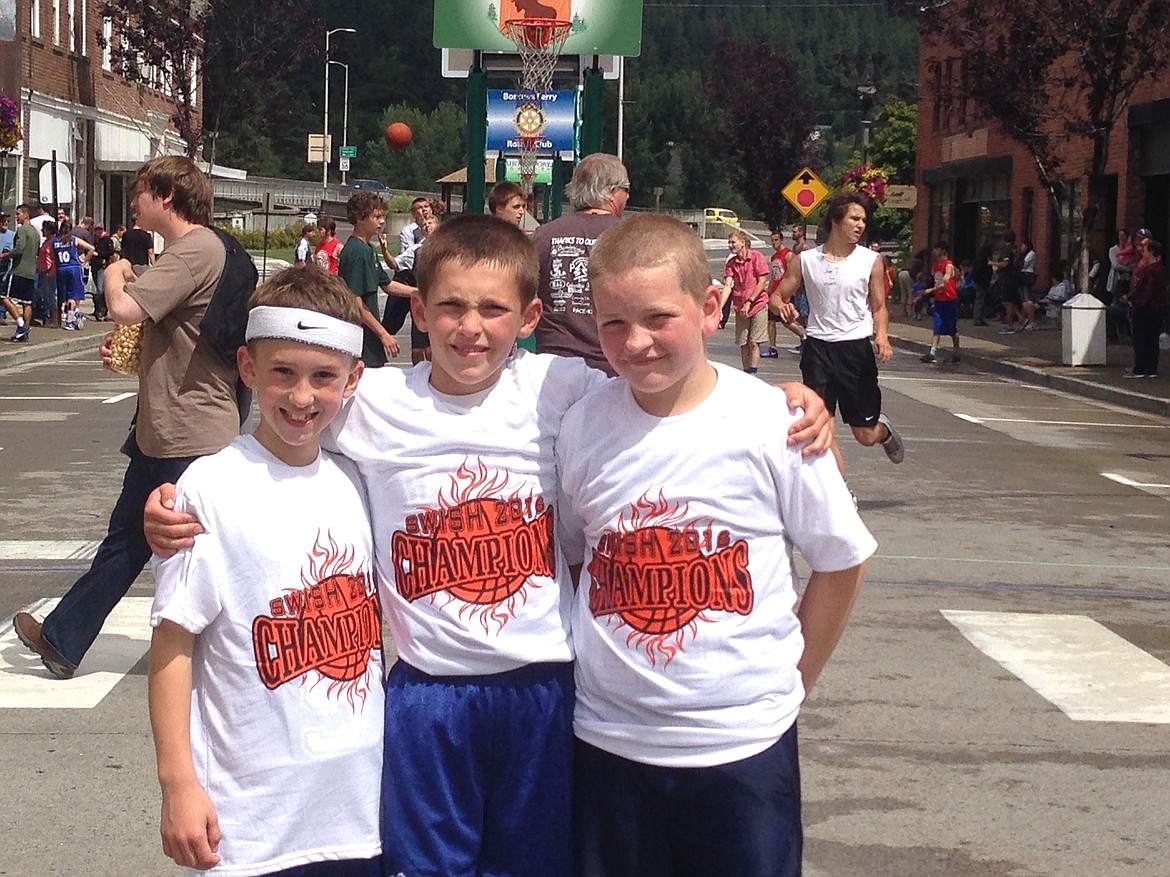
942, 609, 1170, 723
0, 597, 153, 709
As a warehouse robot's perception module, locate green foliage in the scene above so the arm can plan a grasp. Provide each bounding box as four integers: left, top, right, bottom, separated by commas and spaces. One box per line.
869, 98, 917, 184
358, 102, 468, 192
218, 223, 306, 250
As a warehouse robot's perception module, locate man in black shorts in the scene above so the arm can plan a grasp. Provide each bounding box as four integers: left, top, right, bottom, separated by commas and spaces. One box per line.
770, 192, 904, 473
1, 204, 43, 341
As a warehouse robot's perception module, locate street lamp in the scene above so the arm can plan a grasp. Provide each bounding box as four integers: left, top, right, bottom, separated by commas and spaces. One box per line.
323, 26, 356, 189
329, 60, 350, 185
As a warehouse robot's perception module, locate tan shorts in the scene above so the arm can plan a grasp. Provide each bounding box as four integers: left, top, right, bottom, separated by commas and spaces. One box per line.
735, 310, 769, 346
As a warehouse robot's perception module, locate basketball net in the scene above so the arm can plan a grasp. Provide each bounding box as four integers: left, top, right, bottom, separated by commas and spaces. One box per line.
503, 18, 572, 194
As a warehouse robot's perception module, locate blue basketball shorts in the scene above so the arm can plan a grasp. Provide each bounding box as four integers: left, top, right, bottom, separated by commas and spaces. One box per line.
574, 723, 803, 877
381, 660, 575, 877
933, 299, 960, 337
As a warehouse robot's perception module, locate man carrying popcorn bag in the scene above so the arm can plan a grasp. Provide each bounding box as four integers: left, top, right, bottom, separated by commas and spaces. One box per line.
13, 156, 243, 680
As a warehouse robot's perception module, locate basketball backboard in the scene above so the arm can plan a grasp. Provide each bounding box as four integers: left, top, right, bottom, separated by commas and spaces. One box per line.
433, 0, 643, 57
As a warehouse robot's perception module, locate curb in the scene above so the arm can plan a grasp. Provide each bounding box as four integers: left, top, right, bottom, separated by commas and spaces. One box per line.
0, 330, 103, 369
888, 332, 1170, 420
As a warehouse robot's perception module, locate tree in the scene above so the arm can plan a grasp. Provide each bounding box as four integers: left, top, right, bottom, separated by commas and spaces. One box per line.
919, 0, 1170, 285
700, 38, 815, 228
100, 0, 319, 161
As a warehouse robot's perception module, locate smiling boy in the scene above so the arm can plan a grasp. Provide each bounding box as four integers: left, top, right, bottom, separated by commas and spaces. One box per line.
558, 214, 875, 877
148, 268, 382, 876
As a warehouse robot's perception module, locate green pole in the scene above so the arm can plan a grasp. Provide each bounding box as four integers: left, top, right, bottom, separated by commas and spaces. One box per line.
550, 156, 565, 220
466, 61, 487, 214
580, 62, 604, 156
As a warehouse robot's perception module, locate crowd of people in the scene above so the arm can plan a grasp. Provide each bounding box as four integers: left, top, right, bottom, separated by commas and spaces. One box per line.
0, 204, 126, 339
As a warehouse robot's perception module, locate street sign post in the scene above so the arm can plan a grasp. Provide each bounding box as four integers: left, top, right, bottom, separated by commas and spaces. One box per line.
307, 134, 331, 163
339, 145, 358, 159
338, 157, 351, 172
781, 167, 830, 217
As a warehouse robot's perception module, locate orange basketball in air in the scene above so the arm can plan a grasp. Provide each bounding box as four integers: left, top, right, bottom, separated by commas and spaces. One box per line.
385, 122, 412, 150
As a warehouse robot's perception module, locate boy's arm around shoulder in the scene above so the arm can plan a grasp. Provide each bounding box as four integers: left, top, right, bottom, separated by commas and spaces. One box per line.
148, 620, 222, 870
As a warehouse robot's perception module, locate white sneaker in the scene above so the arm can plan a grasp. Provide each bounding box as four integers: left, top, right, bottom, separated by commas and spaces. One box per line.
878, 413, 904, 464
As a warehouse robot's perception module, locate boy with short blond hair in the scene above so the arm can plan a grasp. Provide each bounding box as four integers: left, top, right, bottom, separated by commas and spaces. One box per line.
149, 267, 382, 876
559, 214, 876, 877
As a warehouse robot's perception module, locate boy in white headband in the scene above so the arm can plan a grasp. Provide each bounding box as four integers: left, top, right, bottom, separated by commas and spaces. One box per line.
146, 267, 383, 877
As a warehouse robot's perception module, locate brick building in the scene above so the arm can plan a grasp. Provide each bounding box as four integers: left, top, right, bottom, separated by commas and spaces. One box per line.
0, 0, 203, 229
914, 19, 1170, 286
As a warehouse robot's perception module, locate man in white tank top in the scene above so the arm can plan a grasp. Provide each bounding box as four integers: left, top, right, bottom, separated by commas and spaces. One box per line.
769, 193, 904, 473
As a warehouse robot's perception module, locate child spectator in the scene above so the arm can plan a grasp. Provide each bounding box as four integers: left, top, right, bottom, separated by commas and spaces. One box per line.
383, 213, 436, 365
489, 180, 528, 229
721, 229, 771, 374
36, 219, 58, 328
558, 214, 875, 876
911, 270, 930, 321
921, 240, 961, 364
314, 217, 342, 275
148, 267, 382, 876
294, 223, 316, 265
1040, 262, 1074, 307
55, 219, 96, 330
763, 229, 794, 358
337, 191, 413, 367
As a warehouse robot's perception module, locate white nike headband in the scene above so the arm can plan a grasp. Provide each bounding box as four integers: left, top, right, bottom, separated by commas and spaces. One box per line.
244, 306, 364, 357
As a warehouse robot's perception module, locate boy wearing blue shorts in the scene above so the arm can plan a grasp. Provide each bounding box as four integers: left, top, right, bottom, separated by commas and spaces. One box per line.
147, 215, 835, 877
557, 215, 876, 877
148, 268, 383, 876
54, 220, 95, 330
921, 240, 961, 365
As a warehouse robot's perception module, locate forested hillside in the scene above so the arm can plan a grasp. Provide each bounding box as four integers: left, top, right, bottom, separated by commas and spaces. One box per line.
205, 0, 917, 220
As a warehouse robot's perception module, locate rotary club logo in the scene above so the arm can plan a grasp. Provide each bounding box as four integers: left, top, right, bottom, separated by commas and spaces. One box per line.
587, 490, 753, 667
391, 458, 556, 632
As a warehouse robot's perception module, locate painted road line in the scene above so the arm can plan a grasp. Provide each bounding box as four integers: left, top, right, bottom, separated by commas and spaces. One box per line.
0, 540, 101, 561
0, 597, 153, 709
1101, 472, 1170, 490
942, 610, 1170, 723
952, 413, 1166, 429
102, 391, 137, 404
0, 395, 127, 402
877, 553, 1170, 572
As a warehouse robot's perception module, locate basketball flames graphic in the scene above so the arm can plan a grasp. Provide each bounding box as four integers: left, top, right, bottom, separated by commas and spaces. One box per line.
252, 532, 381, 709
392, 458, 556, 633
587, 490, 753, 667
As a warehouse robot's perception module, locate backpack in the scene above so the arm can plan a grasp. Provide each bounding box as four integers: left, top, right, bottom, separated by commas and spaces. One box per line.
199, 227, 259, 366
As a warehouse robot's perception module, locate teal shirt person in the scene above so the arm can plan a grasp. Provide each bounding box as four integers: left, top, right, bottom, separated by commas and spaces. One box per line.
338, 235, 391, 367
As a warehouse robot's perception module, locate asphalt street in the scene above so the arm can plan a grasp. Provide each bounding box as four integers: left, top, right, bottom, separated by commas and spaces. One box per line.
2, 316, 1169, 876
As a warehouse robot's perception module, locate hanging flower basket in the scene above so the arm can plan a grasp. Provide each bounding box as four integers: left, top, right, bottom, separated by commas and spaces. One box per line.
839, 162, 889, 207
0, 94, 22, 153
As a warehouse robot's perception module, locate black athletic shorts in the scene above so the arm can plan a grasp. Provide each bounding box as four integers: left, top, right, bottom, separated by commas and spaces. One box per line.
3, 274, 35, 305
800, 335, 882, 428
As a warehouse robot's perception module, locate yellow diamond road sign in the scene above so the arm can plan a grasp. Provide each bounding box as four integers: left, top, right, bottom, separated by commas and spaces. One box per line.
782, 167, 830, 217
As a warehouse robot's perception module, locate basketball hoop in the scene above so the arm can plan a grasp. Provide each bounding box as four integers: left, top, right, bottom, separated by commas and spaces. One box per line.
502, 18, 573, 93
503, 17, 572, 195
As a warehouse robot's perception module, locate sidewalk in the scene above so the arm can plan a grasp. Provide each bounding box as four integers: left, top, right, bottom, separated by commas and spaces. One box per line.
3, 309, 1169, 420
886, 311, 1170, 419
0, 316, 108, 367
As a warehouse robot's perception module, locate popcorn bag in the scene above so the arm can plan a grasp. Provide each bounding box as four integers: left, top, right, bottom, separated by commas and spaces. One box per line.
108, 323, 144, 375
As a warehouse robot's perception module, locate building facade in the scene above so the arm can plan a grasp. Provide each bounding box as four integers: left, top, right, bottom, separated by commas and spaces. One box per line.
0, 0, 199, 229
914, 22, 1170, 286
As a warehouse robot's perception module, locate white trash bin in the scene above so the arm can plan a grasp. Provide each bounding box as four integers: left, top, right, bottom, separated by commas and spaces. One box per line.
1061, 293, 1107, 366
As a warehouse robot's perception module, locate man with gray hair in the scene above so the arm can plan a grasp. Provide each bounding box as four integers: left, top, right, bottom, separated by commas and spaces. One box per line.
532, 152, 629, 373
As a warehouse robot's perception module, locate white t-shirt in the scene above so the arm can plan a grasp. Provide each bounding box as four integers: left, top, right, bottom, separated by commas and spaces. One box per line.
151, 435, 382, 876
802, 244, 880, 342
326, 350, 610, 677
557, 363, 877, 768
